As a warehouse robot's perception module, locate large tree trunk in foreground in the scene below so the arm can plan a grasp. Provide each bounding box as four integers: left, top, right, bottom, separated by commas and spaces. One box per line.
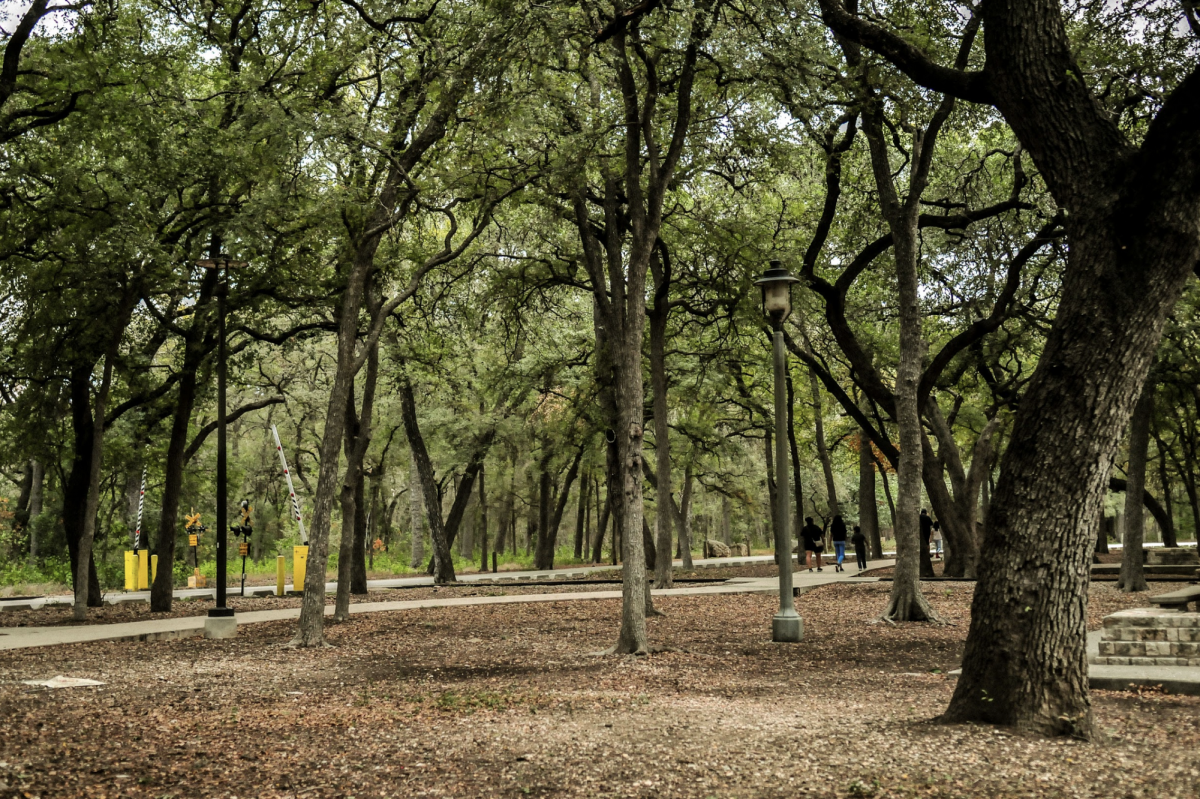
1118, 374, 1154, 592
817, 0, 1200, 739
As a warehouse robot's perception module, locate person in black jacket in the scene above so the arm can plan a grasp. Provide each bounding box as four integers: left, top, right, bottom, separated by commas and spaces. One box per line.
830, 514, 848, 572
800, 517, 824, 572
851, 525, 868, 571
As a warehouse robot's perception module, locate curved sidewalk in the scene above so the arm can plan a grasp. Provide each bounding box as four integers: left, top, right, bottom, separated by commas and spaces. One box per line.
0, 560, 890, 651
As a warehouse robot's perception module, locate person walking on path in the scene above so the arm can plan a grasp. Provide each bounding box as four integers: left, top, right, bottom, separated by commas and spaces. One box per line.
830, 514, 848, 572
931, 521, 943, 560
851, 525, 868, 571
801, 517, 824, 572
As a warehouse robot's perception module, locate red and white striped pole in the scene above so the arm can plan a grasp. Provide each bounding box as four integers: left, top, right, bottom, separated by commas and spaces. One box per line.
271, 424, 307, 544
133, 468, 146, 552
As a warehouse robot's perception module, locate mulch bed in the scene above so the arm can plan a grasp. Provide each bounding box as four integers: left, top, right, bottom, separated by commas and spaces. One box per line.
0, 582, 1195, 798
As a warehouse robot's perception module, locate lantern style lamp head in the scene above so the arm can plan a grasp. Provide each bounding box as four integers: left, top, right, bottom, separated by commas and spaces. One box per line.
754, 260, 801, 324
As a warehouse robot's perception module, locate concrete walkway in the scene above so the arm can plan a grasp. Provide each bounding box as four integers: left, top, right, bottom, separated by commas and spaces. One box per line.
0, 559, 891, 651
0, 555, 778, 611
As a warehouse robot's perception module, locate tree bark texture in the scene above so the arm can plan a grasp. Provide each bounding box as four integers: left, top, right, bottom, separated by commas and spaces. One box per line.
64, 366, 102, 607
816, 0, 1200, 738
409, 449, 426, 567
1118, 375, 1155, 592
649, 292, 674, 589
858, 428, 878, 560
73, 352, 115, 621
398, 375, 456, 584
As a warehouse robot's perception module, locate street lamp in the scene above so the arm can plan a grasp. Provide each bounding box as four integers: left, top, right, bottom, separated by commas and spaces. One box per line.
196, 256, 248, 639
754, 259, 803, 643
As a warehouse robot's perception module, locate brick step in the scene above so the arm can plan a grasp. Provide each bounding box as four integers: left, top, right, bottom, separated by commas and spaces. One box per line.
1091, 655, 1200, 667
1098, 640, 1200, 657
1102, 626, 1200, 642
1101, 608, 1200, 629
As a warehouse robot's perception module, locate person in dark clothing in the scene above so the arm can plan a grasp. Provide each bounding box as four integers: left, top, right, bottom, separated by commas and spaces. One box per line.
800, 516, 824, 572
920, 509, 933, 550
851, 525, 868, 571
830, 514, 848, 572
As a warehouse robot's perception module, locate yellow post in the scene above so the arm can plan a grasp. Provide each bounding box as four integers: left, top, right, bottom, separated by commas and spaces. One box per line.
293, 545, 309, 593
151, 554, 158, 582
137, 550, 150, 590
276, 555, 286, 596
124, 551, 136, 591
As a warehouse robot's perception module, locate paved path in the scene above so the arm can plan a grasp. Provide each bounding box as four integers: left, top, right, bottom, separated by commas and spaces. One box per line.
0, 559, 892, 651
0, 555, 778, 611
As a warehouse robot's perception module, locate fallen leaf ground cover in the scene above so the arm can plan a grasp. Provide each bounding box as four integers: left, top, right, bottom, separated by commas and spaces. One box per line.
0, 582, 1194, 799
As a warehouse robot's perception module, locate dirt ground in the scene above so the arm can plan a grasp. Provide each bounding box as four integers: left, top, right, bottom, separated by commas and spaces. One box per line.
0, 582, 1195, 799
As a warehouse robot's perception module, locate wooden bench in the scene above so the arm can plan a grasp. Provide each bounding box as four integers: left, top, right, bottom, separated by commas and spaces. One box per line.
1149, 585, 1200, 611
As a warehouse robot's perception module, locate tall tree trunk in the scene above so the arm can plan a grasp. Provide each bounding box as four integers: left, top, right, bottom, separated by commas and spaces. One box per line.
860, 91, 943, 622
1118, 374, 1155, 592
64, 365, 102, 607
409, 449, 426, 568
810, 368, 840, 516
533, 452, 553, 569
787, 371, 805, 549
764, 428, 778, 545
335, 344, 378, 621
478, 463, 488, 572
398, 375, 455, 584
26, 459, 43, 565
876, 455, 896, 554
592, 480, 610, 563
858, 429, 878, 561
721, 494, 731, 546
679, 463, 694, 569
1152, 419, 1179, 548
573, 468, 589, 560
151, 268, 219, 611
649, 290, 674, 589
73, 351, 115, 621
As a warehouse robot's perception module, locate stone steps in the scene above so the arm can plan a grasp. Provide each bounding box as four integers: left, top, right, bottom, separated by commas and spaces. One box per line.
1092, 607, 1200, 666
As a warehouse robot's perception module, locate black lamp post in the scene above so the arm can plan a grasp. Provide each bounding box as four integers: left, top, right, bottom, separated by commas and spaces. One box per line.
196, 257, 247, 634
754, 259, 803, 643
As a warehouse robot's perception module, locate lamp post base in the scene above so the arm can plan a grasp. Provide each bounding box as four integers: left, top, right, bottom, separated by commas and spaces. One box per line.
205, 609, 237, 640
772, 610, 803, 643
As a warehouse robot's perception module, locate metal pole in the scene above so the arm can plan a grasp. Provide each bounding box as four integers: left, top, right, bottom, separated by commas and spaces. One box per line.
210, 272, 233, 618
771, 322, 802, 642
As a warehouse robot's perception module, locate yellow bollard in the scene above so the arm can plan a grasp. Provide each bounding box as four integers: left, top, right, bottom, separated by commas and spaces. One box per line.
124, 551, 136, 591
151, 554, 158, 583
137, 550, 150, 590
276, 555, 286, 596
292, 545, 309, 593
